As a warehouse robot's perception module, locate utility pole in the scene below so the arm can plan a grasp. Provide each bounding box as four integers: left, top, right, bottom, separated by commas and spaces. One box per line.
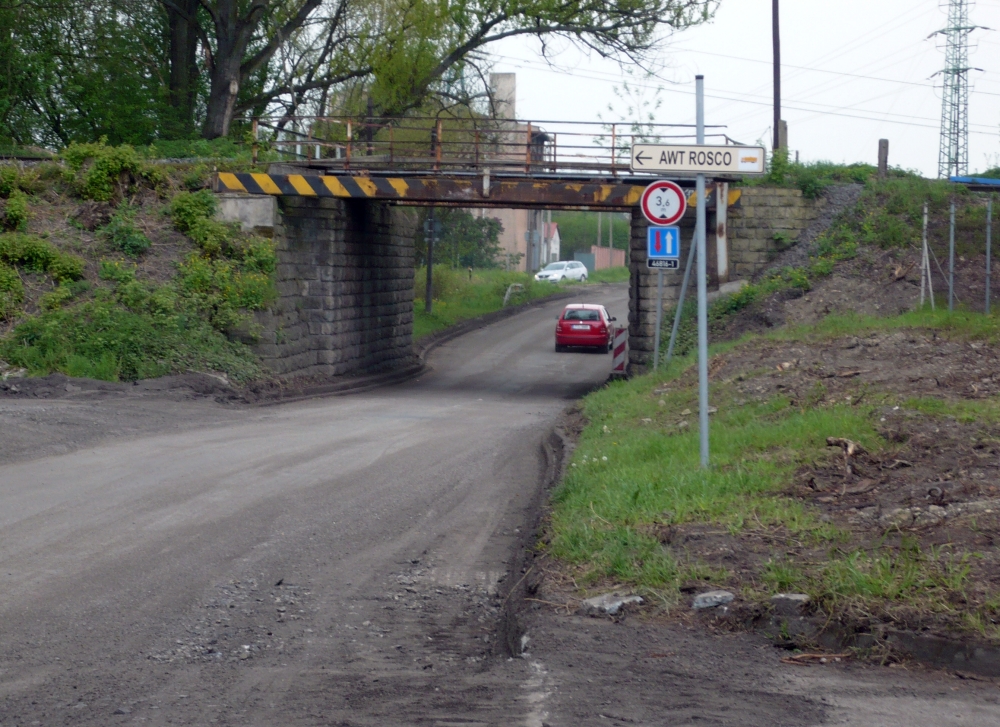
772, 0, 782, 152
934, 0, 982, 178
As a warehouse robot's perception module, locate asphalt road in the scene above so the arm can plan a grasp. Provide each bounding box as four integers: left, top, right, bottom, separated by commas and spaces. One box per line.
2, 284, 1000, 726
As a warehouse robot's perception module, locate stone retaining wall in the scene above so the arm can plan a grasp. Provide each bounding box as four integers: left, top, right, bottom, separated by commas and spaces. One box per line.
727, 187, 826, 278
252, 198, 418, 378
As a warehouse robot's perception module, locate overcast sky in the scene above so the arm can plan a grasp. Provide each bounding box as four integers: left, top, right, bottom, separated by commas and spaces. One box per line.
489, 0, 1000, 178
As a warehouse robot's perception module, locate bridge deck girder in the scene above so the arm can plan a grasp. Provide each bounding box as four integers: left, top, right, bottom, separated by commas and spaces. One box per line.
212, 171, 679, 210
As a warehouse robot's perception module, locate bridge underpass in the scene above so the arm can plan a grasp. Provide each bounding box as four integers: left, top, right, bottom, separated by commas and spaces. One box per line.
211, 116, 745, 380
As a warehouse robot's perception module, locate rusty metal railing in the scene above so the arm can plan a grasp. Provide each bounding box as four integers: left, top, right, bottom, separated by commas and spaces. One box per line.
243, 116, 730, 177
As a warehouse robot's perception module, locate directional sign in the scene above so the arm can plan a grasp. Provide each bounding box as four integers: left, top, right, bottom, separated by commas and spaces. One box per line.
632, 144, 766, 175
647, 226, 680, 270
640, 180, 687, 226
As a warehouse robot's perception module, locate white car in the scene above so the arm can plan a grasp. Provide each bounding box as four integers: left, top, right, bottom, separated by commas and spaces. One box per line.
534, 261, 588, 283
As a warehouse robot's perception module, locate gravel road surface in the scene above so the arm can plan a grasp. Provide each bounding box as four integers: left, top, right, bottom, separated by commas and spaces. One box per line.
2, 283, 999, 726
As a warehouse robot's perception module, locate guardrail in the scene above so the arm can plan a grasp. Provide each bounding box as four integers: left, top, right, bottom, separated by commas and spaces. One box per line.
241, 115, 734, 177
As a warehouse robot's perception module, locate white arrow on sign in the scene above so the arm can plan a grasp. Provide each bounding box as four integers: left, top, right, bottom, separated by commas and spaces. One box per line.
631, 144, 766, 175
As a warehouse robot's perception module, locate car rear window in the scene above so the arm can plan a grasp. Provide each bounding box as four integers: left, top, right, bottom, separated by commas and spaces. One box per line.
564, 309, 599, 321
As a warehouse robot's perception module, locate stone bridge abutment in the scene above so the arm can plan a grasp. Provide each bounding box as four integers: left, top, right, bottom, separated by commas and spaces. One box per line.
249, 197, 418, 378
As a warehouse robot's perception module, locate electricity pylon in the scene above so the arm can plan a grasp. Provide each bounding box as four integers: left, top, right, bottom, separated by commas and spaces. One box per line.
932, 0, 982, 179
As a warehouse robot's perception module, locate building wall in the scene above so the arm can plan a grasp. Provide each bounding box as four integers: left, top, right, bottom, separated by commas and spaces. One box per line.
590, 245, 626, 270
252, 197, 418, 378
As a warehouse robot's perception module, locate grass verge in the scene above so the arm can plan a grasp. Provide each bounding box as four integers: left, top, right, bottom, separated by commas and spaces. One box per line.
546, 307, 1000, 638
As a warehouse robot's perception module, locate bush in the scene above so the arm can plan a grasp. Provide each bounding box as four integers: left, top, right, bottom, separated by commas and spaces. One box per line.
3, 189, 29, 230
0, 166, 18, 197
0, 233, 85, 281
0, 296, 263, 382
102, 205, 151, 256
169, 190, 217, 233
175, 254, 274, 333
62, 139, 142, 201
0, 263, 24, 320
99, 259, 137, 284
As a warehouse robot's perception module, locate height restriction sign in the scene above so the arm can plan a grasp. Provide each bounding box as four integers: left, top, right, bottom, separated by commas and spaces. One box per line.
640, 180, 687, 226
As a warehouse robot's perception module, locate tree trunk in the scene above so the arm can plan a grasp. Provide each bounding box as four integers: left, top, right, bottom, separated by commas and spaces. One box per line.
201, 29, 243, 139
166, 0, 200, 136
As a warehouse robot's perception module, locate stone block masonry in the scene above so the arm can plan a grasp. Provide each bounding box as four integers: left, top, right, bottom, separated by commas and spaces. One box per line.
627, 207, 697, 374
727, 187, 826, 279
253, 197, 418, 378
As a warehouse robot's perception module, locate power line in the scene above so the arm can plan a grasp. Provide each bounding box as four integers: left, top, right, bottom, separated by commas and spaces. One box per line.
493, 53, 1000, 134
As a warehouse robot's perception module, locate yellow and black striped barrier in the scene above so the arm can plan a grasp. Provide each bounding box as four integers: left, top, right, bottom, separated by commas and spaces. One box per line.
213, 172, 653, 209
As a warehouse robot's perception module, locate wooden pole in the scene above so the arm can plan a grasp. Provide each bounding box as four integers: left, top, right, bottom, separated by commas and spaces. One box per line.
772, 0, 782, 151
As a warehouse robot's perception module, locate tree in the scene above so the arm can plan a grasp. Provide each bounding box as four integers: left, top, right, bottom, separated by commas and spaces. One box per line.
175, 0, 718, 138
415, 208, 504, 268
1, 0, 718, 144
1, 0, 167, 147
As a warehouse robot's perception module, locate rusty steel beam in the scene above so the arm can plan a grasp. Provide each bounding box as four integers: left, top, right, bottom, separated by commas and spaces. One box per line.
212, 171, 651, 209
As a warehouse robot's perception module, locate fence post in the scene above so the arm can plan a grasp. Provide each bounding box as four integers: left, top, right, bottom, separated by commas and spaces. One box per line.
988, 199, 993, 314
611, 124, 617, 177
525, 123, 532, 173
251, 118, 259, 165
345, 120, 352, 169
949, 200, 956, 312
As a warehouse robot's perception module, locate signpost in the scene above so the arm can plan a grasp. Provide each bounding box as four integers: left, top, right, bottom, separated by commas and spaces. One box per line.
647, 225, 681, 370
635, 78, 757, 464
631, 144, 766, 176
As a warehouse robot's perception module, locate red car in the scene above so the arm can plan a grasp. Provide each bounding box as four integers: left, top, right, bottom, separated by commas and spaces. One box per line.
555, 304, 617, 353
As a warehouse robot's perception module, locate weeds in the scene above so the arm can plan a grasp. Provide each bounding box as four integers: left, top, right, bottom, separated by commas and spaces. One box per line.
2, 190, 29, 231
0, 263, 23, 320
101, 205, 151, 256
62, 140, 142, 201
413, 268, 564, 339
0, 233, 84, 282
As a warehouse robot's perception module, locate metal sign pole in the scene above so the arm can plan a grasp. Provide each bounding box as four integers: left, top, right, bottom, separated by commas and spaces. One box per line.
653, 270, 664, 370
987, 199, 993, 315
425, 209, 435, 314
949, 200, 956, 312
665, 237, 696, 365
695, 75, 710, 469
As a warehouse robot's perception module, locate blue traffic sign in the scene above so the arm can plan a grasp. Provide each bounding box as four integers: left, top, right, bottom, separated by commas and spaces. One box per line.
647, 226, 680, 259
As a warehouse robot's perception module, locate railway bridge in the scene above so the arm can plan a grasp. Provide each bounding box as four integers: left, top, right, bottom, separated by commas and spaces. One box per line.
212, 115, 746, 379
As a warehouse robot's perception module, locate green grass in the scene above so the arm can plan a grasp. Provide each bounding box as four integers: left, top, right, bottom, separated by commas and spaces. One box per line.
414, 267, 597, 340
580, 266, 630, 284
550, 382, 869, 587
546, 308, 1000, 628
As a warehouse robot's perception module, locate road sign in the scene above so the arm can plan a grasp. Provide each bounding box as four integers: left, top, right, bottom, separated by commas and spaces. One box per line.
647, 226, 681, 270
640, 180, 687, 226
631, 144, 766, 175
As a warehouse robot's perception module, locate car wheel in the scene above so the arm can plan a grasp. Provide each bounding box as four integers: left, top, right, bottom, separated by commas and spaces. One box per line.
581, 274, 588, 282
555, 343, 565, 353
